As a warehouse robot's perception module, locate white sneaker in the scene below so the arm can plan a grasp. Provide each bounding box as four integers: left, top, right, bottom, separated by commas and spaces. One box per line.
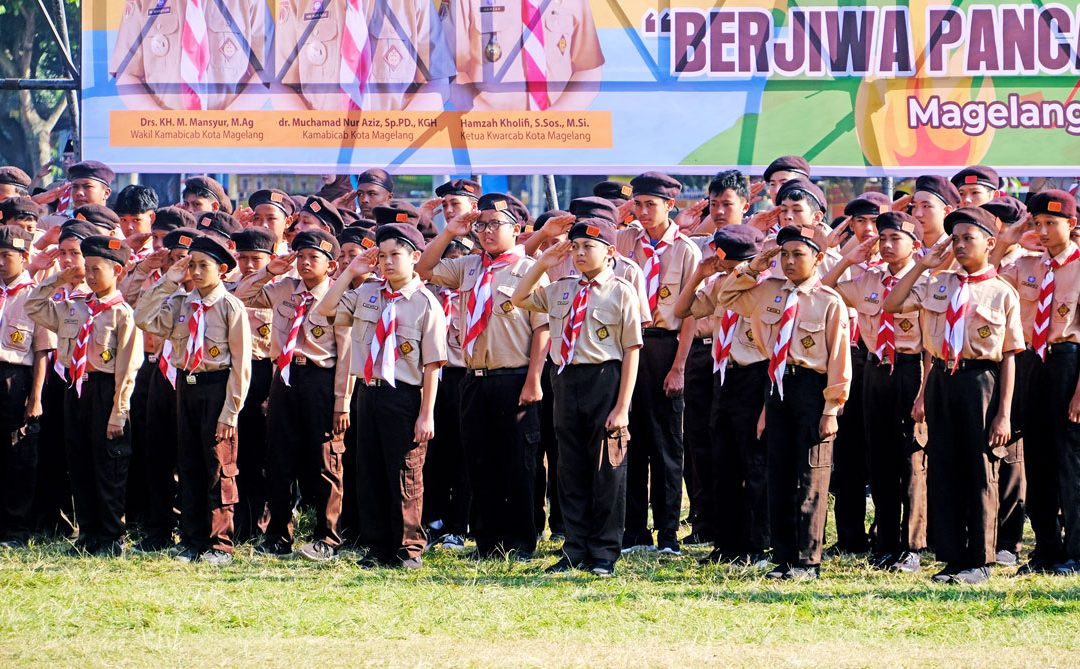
620, 544, 657, 555
439, 534, 466, 551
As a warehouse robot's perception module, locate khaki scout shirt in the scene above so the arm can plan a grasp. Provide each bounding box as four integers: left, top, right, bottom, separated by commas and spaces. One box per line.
120, 266, 172, 356
545, 253, 651, 326
999, 242, 1080, 347
452, 0, 603, 110
616, 223, 702, 331
429, 249, 549, 370
519, 267, 643, 366
234, 269, 353, 412
225, 277, 274, 360
690, 273, 766, 367
689, 236, 716, 339
0, 272, 56, 367
26, 275, 143, 429
428, 283, 464, 368
277, 0, 454, 111
717, 264, 852, 415
109, 0, 266, 110
335, 274, 447, 386
894, 266, 1025, 361
134, 278, 252, 426
835, 261, 927, 355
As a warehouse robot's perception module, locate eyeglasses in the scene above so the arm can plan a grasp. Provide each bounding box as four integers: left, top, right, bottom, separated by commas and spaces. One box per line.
472, 219, 514, 233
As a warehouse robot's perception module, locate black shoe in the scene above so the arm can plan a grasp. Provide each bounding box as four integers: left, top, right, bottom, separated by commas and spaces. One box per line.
91, 540, 125, 558
254, 538, 293, 557
995, 549, 1018, 567
1017, 557, 1057, 575
590, 559, 615, 577
356, 553, 386, 569
733, 552, 771, 569
681, 531, 710, 547
1053, 559, 1080, 575
931, 563, 962, 583
657, 540, 681, 556
131, 537, 174, 553
0, 538, 27, 549
548, 532, 565, 542
545, 556, 585, 573
869, 552, 896, 570
699, 548, 729, 565
765, 563, 790, 579
783, 565, 820, 580
951, 565, 990, 584
889, 552, 921, 573
174, 545, 201, 563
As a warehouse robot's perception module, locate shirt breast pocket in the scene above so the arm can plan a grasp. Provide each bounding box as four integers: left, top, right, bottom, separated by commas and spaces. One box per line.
352, 306, 380, 350
4, 320, 33, 353
143, 12, 179, 74
371, 20, 413, 83
301, 15, 338, 81
474, 6, 517, 69
920, 293, 949, 343
205, 8, 244, 79
204, 322, 230, 363
547, 299, 571, 339
971, 303, 1005, 350
396, 324, 422, 365
542, 11, 577, 80
589, 305, 622, 351
306, 312, 331, 342
94, 325, 117, 365
493, 284, 519, 319
1054, 287, 1079, 322
1018, 282, 1040, 304
795, 320, 825, 354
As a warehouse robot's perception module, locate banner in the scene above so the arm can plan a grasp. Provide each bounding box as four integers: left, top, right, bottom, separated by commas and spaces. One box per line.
82, 0, 1080, 176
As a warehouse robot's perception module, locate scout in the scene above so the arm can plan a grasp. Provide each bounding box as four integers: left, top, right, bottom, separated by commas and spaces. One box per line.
615, 172, 701, 556
295, 196, 345, 236
952, 165, 1002, 207
511, 221, 642, 576
150, 207, 198, 249
0, 227, 52, 549
825, 212, 928, 573
183, 177, 233, 215
315, 223, 446, 569
27, 235, 142, 557
235, 230, 351, 561
911, 175, 960, 249
884, 207, 1024, 584
0, 167, 31, 202
417, 193, 549, 559
762, 155, 811, 203
674, 224, 771, 568
715, 225, 852, 580
134, 236, 252, 566
247, 189, 295, 255
66, 161, 113, 209
423, 178, 481, 230
0, 197, 46, 236
113, 185, 158, 241
351, 170, 396, 220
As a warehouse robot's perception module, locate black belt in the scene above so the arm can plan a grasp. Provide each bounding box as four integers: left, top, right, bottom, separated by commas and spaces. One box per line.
783, 364, 824, 377
867, 351, 921, 367
726, 359, 768, 371
694, 337, 713, 345
642, 327, 679, 338
359, 378, 391, 387
467, 366, 528, 377
931, 357, 997, 373
1039, 342, 1080, 356
178, 369, 231, 385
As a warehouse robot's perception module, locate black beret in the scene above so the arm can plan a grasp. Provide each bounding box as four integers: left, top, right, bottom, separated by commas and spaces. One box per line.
349, 217, 377, 230
231, 228, 276, 254
67, 161, 114, 186
338, 226, 376, 250
914, 175, 961, 207
712, 224, 764, 260
568, 219, 617, 246
875, 211, 921, 240
375, 223, 426, 252
151, 206, 197, 232
435, 178, 481, 199
248, 188, 296, 216
184, 176, 232, 213
196, 211, 242, 242
301, 196, 344, 234
1028, 189, 1077, 219
763, 155, 810, 181
163, 227, 201, 250
0, 196, 45, 221
189, 235, 237, 271
58, 221, 100, 244
535, 209, 572, 230
356, 168, 394, 193
0, 166, 31, 190
72, 204, 120, 231
775, 178, 827, 210
775, 224, 821, 252
951, 165, 1001, 191
373, 203, 419, 227
477, 193, 531, 226
569, 196, 619, 226
593, 180, 634, 204
81, 234, 130, 265
339, 208, 361, 227
843, 196, 886, 218
0, 225, 33, 252
944, 207, 998, 236
291, 229, 340, 259
630, 171, 682, 200
981, 196, 1027, 225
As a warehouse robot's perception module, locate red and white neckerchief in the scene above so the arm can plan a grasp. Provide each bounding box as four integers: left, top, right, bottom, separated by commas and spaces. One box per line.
713, 309, 739, 384
339, 0, 372, 110
942, 269, 997, 372
69, 294, 124, 396
768, 284, 806, 399
159, 340, 176, 389
0, 272, 34, 329
56, 184, 72, 217
179, 0, 210, 110
559, 278, 595, 372
521, 0, 550, 110
277, 290, 313, 386
439, 287, 458, 333
183, 297, 210, 372
364, 285, 402, 386
874, 276, 900, 369
1033, 246, 1080, 360
640, 230, 679, 312
50, 286, 88, 379
462, 246, 526, 356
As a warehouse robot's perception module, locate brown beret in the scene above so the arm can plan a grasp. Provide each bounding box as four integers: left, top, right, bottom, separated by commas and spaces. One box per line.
763, 155, 810, 181
152, 206, 198, 232
951, 165, 1001, 190
0, 166, 31, 190
375, 223, 426, 251
292, 229, 340, 259
435, 178, 481, 199
0, 225, 33, 252
568, 219, 617, 246
249, 188, 296, 216
914, 175, 961, 207
569, 197, 619, 226
775, 178, 827, 210
163, 227, 202, 250
477, 193, 531, 226
776, 224, 821, 252
81, 234, 131, 265
231, 228, 276, 254
843, 196, 886, 218
944, 207, 998, 236
189, 235, 237, 271
373, 203, 419, 227
1028, 189, 1077, 219
67, 161, 114, 186
301, 196, 344, 234
184, 176, 233, 213
72, 204, 120, 231
981, 196, 1027, 225
631, 172, 682, 200
875, 211, 922, 240
0, 196, 45, 221
196, 211, 242, 242
712, 224, 764, 260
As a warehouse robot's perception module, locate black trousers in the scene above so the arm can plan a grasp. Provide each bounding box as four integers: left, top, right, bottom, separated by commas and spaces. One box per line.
423, 366, 470, 536
924, 362, 1000, 567
831, 345, 869, 551
64, 373, 131, 544
33, 369, 75, 537
339, 383, 361, 544
683, 339, 714, 539
765, 367, 833, 567
354, 382, 426, 561
234, 358, 272, 542
552, 361, 626, 563
997, 350, 1033, 555
533, 360, 563, 536
265, 364, 344, 548
461, 371, 540, 555
141, 361, 178, 544
863, 356, 927, 554
0, 363, 37, 540
710, 360, 770, 556
126, 356, 154, 526
625, 332, 684, 546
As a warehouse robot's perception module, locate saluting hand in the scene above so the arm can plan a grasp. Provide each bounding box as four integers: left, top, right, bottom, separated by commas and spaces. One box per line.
346, 247, 378, 277
140, 247, 171, 272
918, 237, 953, 270
538, 239, 572, 269
747, 208, 780, 234
748, 180, 767, 205
826, 217, 851, 249
892, 194, 913, 212
57, 265, 85, 286
841, 236, 877, 266
266, 251, 297, 276
748, 245, 780, 273
695, 255, 723, 280
27, 248, 59, 275
540, 213, 576, 239
331, 189, 360, 211
420, 197, 443, 220
166, 255, 192, 283
997, 213, 1030, 248
674, 198, 708, 231
616, 199, 634, 225
445, 210, 480, 237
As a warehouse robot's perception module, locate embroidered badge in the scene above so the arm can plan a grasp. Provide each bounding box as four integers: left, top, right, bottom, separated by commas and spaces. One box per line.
800, 335, 815, 349
311, 325, 325, 338
977, 325, 991, 339
257, 324, 271, 337
208, 345, 221, 357
561, 292, 570, 300
774, 295, 783, 303
368, 295, 378, 303
557, 35, 567, 54
100, 349, 113, 363
746, 329, 754, 342
1059, 304, 1070, 318
399, 341, 414, 355
1027, 275, 1037, 283
870, 292, 879, 300
597, 326, 609, 340
385, 45, 403, 71
938, 285, 947, 293
898, 319, 914, 332
659, 286, 671, 299
9, 330, 25, 344
500, 301, 514, 313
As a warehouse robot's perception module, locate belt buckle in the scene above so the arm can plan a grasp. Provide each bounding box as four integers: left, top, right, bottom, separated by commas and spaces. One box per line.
294, 355, 307, 366
701, 337, 713, 345
185, 374, 197, 385
945, 358, 958, 371
473, 368, 486, 377
148, 354, 159, 363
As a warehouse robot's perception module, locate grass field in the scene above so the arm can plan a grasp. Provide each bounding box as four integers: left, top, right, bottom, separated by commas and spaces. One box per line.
4, 509, 1080, 668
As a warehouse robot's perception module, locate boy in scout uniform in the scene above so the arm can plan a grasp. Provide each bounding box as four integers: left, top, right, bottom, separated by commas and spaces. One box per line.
450, 0, 604, 111
762, 155, 811, 204
247, 189, 295, 255
511, 221, 643, 576
113, 185, 159, 241
825, 212, 929, 573
66, 161, 114, 209
183, 177, 234, 216
0, 167, 31, 202
912, 175, 961, 250
417, 193, 549, 559
315, 223, 446, 569
615, 172, 701, 556
234, 230, 351, 561
423, 178, 481, 230
27, 236, 143, 557
952, 165, 1002, 208
134, 236, 252, 565
884, 207, 1024, 584
715, 225, 852, 580
295, 196, 345, 236
110, 0, 267, 111
0, 227, 53, 548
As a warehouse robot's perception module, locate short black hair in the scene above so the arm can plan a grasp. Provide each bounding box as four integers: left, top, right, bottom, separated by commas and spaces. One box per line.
708, 170, 749, 200
113, 184, 159, 216
779, 188, 823, 214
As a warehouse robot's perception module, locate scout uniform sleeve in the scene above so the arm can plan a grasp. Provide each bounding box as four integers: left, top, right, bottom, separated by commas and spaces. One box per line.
134, 277, 183, 337
119, 265, 152, 304
333, 325, 353, 413
689, 275, 720, 319
715, 263, 765, 318
1001, 286, 1026, 354
233, 267, 285, 309
25, 274, 63, 333
895, 274, 931, 314
528, 272, 551, 329
822, 295, 852, 417
620, 283, 644, 350
430, 256, 466, 290
570, 0, 605, 71
333, 287, 360, 327
220, 298, 252, 427
518, 283, 550, 314
420, 292, 449, 367
109, 307, 145, 430
31, 315, 57, 352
